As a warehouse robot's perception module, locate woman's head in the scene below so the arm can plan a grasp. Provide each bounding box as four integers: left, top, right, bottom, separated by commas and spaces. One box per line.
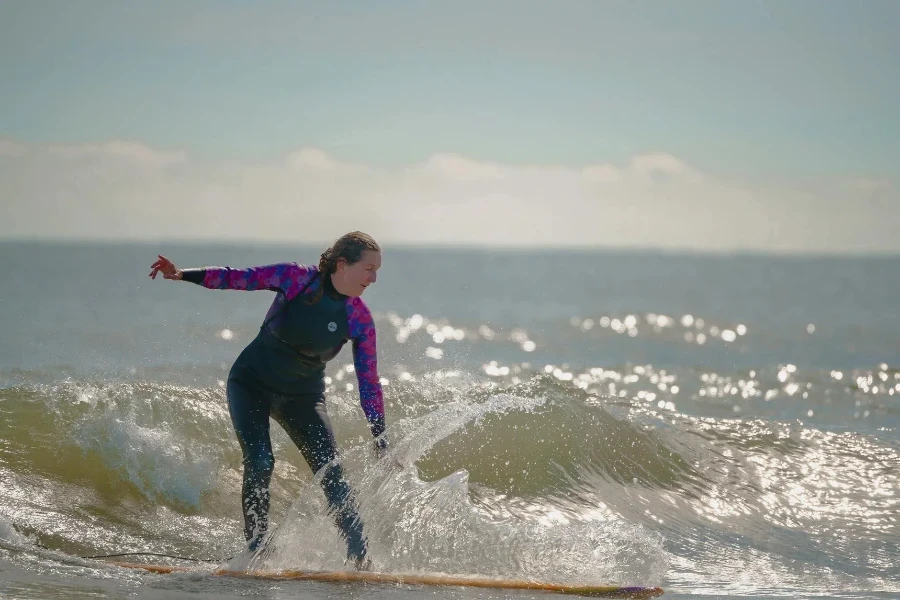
315, 231, 381, 299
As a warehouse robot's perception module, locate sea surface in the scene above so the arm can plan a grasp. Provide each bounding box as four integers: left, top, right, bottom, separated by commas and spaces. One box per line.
0, 241, 898, 599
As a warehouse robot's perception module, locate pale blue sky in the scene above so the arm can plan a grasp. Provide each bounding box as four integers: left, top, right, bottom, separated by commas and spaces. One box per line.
2, 1, 899, 251
2, 0, 898, 179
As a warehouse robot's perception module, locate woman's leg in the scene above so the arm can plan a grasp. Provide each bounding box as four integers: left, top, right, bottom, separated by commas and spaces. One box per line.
272, 394, 368, 563
226, 378, 275, 550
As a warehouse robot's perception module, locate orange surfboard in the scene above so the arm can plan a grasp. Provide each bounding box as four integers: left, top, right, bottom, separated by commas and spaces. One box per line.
107, 560, 664, 598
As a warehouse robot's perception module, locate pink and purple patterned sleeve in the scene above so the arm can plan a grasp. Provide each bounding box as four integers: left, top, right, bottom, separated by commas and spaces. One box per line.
347, 297, 386, 438
181, 263, 313, 300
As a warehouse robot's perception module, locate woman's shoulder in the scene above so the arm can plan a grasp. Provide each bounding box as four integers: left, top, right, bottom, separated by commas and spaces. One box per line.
284, 262, 314, 274
276, 262, 321, 280
346, 296, 374, 325
256, 261, 314, 277
347, 295, 371, 310
296, 263, 318, 277
270, 262, 317, 296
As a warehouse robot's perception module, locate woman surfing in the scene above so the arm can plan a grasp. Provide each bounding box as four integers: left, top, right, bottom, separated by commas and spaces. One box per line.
149, 231, 385, 569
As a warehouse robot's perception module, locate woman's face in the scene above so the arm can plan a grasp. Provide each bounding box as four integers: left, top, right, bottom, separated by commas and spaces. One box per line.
333, 250, 381, 297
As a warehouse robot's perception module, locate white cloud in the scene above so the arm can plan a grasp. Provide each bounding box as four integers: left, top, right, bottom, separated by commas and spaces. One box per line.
841, 177, 894, 197
423, 154, 507, 181
46, 140, 187, 168
286, 148, 341, 171
628, 152, 702, 183
582, 164, 619, 183
0, 138, 897, 253
0, 140, 25, 157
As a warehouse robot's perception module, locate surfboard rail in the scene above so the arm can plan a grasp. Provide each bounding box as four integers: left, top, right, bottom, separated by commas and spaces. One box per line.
106, 560, 664, 598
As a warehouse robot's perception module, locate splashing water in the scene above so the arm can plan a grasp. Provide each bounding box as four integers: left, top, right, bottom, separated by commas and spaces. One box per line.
244, 388, 668, 586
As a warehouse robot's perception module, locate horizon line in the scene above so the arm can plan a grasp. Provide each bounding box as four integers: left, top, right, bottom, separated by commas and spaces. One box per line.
3, 235, 899, 259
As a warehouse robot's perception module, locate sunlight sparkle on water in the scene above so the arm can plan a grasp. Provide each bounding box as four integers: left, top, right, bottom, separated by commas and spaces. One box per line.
484, 362, 510, 377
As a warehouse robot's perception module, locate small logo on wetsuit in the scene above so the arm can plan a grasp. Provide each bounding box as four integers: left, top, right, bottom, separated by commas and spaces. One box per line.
327, 321, 337, 332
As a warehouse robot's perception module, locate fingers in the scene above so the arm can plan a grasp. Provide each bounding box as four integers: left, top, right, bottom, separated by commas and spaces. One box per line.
150, 255, 174, 279
152, 256, 171, 268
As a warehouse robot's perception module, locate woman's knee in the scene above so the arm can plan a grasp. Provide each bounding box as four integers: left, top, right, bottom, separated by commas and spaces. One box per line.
244, 447, 275, 479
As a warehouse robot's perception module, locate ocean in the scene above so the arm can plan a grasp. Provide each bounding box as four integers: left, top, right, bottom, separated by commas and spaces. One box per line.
0, 241, 897, 599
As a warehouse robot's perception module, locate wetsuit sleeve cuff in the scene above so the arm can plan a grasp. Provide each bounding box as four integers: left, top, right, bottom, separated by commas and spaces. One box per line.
180, 268, 207, 284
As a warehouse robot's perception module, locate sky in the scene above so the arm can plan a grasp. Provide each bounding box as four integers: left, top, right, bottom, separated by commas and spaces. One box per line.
1, 0, 899, 252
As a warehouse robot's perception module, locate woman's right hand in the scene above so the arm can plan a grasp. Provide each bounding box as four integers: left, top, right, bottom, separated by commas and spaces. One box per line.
149, 255, 183, 280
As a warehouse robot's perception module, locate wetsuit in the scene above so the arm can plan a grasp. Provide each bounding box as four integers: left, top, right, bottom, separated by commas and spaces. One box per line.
181, 262, 385, 561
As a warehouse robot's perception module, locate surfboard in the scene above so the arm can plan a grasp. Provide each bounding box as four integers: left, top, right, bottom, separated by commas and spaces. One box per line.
106, 560, 664, 598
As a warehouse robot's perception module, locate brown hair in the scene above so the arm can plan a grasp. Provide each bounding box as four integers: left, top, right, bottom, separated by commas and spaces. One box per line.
306, 231, 381, 304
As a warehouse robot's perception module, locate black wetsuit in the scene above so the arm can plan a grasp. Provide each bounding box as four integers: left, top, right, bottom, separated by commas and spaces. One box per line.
182, 262, 385, 561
